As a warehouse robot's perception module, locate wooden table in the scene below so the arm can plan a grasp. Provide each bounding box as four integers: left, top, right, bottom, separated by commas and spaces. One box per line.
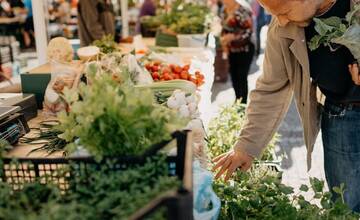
5, 112, 63, 158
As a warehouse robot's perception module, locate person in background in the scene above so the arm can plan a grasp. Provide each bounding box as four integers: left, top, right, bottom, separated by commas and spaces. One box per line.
139, 0, 156, 17
221, 0, 255, 103
136, 0, 156, 34
8, 0, 32, 48
255, 6, 271, 56
23, 0, 33, 47
77, 0, 115, 46
0, 0, 13, 17
56, 0, 71, 24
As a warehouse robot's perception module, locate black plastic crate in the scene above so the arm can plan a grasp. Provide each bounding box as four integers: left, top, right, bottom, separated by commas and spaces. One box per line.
130, 188, 193, 220
1, 131, 191, 187
1, 130, 193, 219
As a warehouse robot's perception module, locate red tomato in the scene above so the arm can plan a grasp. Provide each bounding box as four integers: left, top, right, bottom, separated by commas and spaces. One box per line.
183, 64, 190, 71
164, 75, 171, 81
154, 60, 161, 66
152, 65, 159, 72
174, 66, 182, 74
145, 64, 152, 71
152, 72, 159, 79
180, 71, 188, 80
197, 78, 204, 86
169, 64, 175, 71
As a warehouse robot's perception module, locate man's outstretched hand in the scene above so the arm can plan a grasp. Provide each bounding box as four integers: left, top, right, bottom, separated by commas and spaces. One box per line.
212, 149, 254, 182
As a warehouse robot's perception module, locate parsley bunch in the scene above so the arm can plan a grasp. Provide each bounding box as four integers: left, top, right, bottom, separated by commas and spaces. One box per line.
57, 64, 184, 160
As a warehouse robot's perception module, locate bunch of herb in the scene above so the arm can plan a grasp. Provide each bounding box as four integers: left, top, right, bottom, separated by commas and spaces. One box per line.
207, 100, 280, 162
57, 65, 184, 160
309, 4, 360, 63
20, 121, 69, 156
92, 35, 120, 54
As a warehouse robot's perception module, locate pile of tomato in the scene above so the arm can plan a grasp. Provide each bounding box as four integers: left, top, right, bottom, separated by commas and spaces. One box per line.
145, 61, 205, 87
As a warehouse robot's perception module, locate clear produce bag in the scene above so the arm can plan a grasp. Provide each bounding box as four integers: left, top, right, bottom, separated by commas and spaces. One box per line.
193, 161, 221, 220
43, 60, 82, 115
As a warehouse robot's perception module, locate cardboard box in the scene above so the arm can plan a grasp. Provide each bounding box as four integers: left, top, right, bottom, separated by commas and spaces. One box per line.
20, 63, 51, 109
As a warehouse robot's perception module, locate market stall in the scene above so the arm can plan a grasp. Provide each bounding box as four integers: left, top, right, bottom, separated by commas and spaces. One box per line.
0, 28, 217, 218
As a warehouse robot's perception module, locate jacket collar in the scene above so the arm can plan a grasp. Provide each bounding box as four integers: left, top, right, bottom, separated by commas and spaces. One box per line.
277, 22, 310, 78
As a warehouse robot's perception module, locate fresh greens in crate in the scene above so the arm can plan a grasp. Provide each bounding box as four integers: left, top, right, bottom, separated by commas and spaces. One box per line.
0, 156, 179, 220
151, 2, 212, 35
57, 64, 184, 160
309, 4, 360, 63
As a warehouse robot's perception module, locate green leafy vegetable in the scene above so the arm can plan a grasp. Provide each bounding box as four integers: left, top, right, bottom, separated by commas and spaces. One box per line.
309, 4, 360, 63
57, 69, 184, 160
92, 35, 120, 54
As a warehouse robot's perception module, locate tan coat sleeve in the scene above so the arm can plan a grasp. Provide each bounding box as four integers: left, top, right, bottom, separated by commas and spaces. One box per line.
234, 21, 293, 158
79, 0, 105, 40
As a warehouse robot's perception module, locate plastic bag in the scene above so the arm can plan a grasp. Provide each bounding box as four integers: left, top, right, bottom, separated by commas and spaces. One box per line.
43, 60, 82, 115
120, 54, 153, 85
193, 161, 221, 220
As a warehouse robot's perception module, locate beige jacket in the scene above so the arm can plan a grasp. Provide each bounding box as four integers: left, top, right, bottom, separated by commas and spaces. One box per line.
235, 0, 359, 169
235, 19, 321, 169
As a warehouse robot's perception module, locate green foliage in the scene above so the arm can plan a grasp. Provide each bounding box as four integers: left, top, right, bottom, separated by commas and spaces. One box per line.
92, 35, 120, 54
213, 169, 359, 220
208, 102, 359, 219
159, 2, 212, 34
309, 4, 360, 63
57, 72, 184, 160
207, 100, 280, 161
0, 156, 179, 220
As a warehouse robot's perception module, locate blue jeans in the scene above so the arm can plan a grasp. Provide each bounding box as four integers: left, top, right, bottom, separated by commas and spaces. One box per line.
322, 100, 360, 212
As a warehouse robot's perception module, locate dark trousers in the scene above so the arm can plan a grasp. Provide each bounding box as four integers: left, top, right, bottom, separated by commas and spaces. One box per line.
322, 100, 360, 212
228, 44, 255, 103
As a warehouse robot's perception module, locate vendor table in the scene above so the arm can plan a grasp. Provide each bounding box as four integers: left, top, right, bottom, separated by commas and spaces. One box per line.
8, 41, 216, 158
5, 113, 63, 158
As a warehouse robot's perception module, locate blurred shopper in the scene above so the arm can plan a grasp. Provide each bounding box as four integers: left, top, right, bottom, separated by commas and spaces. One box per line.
255, 6, 271, 56
23, 0, 33, 47
77, 0, 115, 46
139, 0, 156, 17
56, 0, 71, 24
221, 0, 254, 103
213, 0, 360, 212
0, 0, 13, 17
136, 0, 156, 34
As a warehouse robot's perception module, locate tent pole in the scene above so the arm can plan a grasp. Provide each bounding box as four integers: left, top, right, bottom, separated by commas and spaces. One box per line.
32, 0, 48, 65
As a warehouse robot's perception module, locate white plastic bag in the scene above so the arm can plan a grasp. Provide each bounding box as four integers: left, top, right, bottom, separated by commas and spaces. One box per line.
193, 161, 221, 220
43, 60, 82, 115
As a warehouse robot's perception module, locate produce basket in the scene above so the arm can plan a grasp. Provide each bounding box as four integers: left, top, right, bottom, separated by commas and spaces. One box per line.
1, 130, 193, 220
177, 34, 207, 48
155, 30, 178, 47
